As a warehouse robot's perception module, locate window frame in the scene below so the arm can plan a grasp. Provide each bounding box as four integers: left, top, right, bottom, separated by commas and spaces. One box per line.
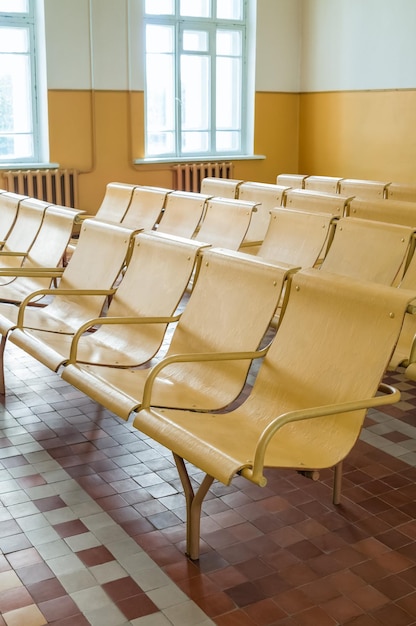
143, 0, 253, 161
0, 0, 48, 166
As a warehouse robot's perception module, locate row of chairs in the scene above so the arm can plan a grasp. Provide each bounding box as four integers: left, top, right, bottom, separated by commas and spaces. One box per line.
1, 188, 416, 559
276, 173, 416, 202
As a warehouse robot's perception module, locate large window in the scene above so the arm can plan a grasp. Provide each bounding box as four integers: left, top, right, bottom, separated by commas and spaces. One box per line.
144, 0, 251, 159
0, 0, 45, 164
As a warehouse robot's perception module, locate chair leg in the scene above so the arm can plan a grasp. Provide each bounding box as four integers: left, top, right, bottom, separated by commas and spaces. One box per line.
173, 453, 214, 560
333, 461, 343, 505
0, 334, 6, 395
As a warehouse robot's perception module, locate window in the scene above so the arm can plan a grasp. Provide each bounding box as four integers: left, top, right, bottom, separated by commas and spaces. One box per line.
144, 0, 251, 159
0, 0, 46, 164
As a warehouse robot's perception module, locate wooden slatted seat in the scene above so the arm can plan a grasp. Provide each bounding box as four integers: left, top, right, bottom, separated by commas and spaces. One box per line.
0, 204, 85, 304
237, 181, 289, 248
284, 188, 350, 217
7, 232, 205, 373
200, 177, 244, 198
120, 186, 170, 230
347, 197, 416, 227
0, 192, 28, 242
193, 197, 258, 250
257, 207, 336, 268
276, 173, 307, 188
93, 181, 137, 222
319, 217, 415, 286
338, 178, 390, 199
0, 219, 134, 393
386, 182, 416, 202
61, 248, 298, 420
156, 191, 211, 239
133, 268, 416, 559
0, 198, 50, 286
304, 175, 343, 193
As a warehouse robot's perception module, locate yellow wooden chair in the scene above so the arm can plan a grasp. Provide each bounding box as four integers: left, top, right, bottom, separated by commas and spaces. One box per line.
276, 173, 307, 188
156, 191, 211, 239
200, 177, 244, 198
133, 268, 416, 559
0, 204, 85, 304
0, 192, 28, 242
338, 178, 390, 200
61, 248, 298, 420
237, 181, 289, 249
194, 197, 258, 250
386, 182, 416, 202
320, 217, 415, 286
0, 198, 50, 286
348, 197, 416, 227
120, 186, 170, 230
257, 207, 336, 268
284, 188, 350, 218
0, 219, 134, 393
8, 232, 206, 373
388, 246, 416, 370
304, 175, 343, 193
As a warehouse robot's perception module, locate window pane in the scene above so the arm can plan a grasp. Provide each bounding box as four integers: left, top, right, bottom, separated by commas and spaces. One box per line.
0, 0, 28, 13
181, 55, 210, 131
217, 0, 243, 20
146, 24, 173, 53
217, 30, 241, 56
216, 57, 241, 127
216, 131, 240, 152
144, 0, 174, 16
0, 27, 28, 53
180, 0, 210, 18
182, 131, 209, 153
0, 53, 33, 159
183, 30, 208, 53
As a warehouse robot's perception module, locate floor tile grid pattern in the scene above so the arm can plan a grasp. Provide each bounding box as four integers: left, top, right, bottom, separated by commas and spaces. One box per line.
0, 338, 415, 624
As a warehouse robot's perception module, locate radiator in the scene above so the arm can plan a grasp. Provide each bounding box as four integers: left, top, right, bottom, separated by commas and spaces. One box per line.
172, 161, 234, 192
1, 168, 79, 208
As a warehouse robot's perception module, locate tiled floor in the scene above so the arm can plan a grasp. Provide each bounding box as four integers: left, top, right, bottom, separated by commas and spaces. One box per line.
0, 341, 416, 625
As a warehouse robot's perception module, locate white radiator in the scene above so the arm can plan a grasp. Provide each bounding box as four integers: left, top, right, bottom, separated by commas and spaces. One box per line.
172, 161, 234, 192
1, 168, 79, 208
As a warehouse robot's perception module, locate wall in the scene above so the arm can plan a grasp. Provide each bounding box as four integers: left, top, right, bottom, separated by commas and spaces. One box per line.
298, 0, 416, 182
44, 0, 301, 212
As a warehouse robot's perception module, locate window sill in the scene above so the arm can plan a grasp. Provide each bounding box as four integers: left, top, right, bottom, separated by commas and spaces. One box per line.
0, 163, 60, 170
133, 154, 265, 165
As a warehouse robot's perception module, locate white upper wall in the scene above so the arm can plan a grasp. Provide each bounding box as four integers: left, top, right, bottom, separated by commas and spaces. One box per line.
300, 0, 416, 91
255, 0, 301, 92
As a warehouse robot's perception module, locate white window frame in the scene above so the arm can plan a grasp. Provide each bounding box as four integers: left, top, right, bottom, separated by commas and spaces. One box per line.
0, 0, 49, 166
143, 0, 254, 161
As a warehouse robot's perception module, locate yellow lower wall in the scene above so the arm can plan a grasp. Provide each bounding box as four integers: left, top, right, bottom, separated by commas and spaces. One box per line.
299, 90, 416, 183
44, 88, 416, 212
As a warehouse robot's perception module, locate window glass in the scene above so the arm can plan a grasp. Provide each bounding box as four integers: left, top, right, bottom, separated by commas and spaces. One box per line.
217, 0, 243, 20
0, 0, 28, 13
144, 0, 174, 16
180, 0, 210, 18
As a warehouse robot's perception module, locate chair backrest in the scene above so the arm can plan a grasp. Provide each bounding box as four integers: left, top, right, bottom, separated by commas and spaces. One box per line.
240, 268, 416, 472
121, 186, 169, 230
19, 219, 134, 333
95, 182, 137, 222
200, 177, 244, 198
348, 198, 416, 227
320, 217, 415, 285
284, 188, 349, 217
1, 197, 49, 255
156, 191, 211, 238
194, 197, 257, 250
79, 231, 206, 366
387, 182, 416, 202
338, 178, 390, 199
276, 173, 307, 188
0, 205, 85, 299
258, 207, 336, 267
304, 175, 343, 193
237, 181, 289, 244
0, 192, 28, 242
158, 248, 297, 410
